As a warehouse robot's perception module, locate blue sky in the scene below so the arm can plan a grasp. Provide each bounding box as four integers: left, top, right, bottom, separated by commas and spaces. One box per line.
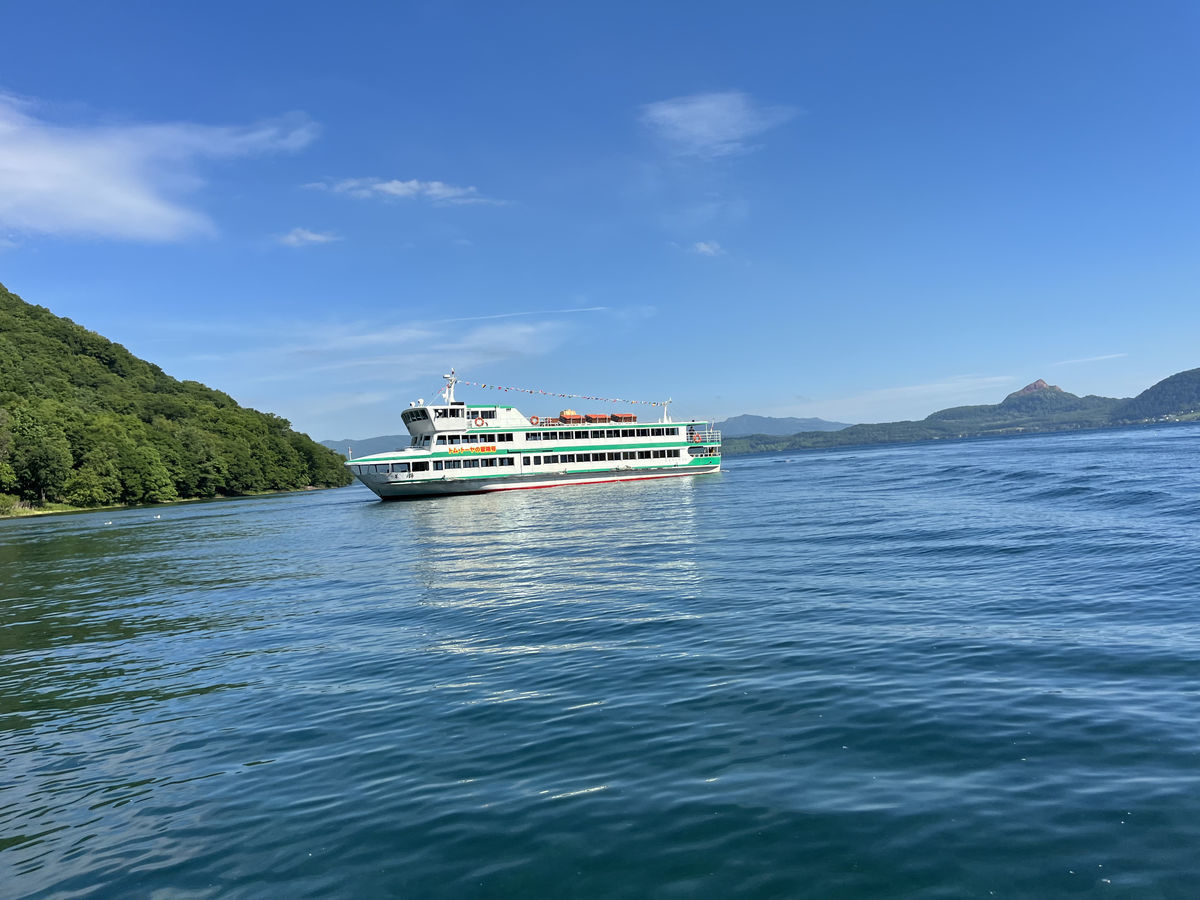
2, 2, 1197, 439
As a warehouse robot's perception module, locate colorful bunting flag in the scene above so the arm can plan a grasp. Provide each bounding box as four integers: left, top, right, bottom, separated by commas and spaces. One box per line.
454, 379, 666, 406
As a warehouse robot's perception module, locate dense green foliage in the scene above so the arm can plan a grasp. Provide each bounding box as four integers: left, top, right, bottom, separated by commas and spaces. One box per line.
724, 371, 1199, 456
1111, 368, 1200, 422
0, 283, 351, 510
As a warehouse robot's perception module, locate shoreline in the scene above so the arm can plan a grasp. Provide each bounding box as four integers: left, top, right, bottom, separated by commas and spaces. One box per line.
0, 484, 346, 521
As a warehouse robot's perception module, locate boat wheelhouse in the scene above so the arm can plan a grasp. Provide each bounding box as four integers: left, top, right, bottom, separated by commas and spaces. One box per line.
346, 371, 721, 498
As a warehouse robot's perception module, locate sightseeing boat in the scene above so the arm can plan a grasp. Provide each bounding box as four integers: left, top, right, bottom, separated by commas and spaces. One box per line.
346, 371, 721, 498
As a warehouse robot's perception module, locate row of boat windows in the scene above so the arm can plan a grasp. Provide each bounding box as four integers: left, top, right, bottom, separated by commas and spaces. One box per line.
432, 408, 498, 419
409, 433, 517, 448
527, 427, 679, 440
406, 429, 691, 448
527, 450, 681, 464
351, 449, 684, 475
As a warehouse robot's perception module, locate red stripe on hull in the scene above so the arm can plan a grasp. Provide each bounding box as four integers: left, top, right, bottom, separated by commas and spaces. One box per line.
376, 467, 716, 500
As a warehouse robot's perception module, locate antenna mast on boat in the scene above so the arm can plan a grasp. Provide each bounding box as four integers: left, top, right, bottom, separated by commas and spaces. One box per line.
441, 368, 458, 405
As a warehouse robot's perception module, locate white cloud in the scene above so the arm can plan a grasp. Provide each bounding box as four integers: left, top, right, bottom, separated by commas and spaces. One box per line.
640, 91, 796, 159
691, 240, 725, 256
278, 227, 340, 247
0, 92, 318, 241
1052, 353, 1127, 366
307, 177, 501, 205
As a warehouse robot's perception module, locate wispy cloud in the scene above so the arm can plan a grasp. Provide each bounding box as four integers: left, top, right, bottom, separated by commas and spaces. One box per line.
640, 91, 796, 159
278, 227, 340, 247
437, 306, 609, 324
690, 240, 725, 256
0, 92, 317, 241
1052, 353, 1127, 366
306, 177, 501, 206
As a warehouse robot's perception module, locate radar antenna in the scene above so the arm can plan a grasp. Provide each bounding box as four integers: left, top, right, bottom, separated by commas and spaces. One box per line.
441, 368, 459, 405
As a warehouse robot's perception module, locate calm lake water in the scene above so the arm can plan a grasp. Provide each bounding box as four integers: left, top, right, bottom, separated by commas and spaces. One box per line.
3, 424, 1200, 898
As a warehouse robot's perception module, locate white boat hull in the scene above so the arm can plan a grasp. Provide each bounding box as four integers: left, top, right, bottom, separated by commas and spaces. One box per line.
360, 463, 721, 499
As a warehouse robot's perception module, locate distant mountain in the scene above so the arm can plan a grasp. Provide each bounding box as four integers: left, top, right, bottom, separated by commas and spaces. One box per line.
723, 371, 1200, 455
1111, 368, 1200, 422
321, 435, 410, 458
321, 370, 1200, 461
715, 414, 849, 436
327, 414, 851, 452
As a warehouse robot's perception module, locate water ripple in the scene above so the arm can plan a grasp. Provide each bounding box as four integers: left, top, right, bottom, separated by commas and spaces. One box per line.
3, 425, 1200, 897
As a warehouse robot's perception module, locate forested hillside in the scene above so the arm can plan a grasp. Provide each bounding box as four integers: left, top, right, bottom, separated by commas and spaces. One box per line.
1111, 368, 1200, 422
0, 283, 351, 512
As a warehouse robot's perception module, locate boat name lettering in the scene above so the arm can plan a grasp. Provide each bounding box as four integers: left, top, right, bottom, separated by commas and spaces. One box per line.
448, 445, 497, 455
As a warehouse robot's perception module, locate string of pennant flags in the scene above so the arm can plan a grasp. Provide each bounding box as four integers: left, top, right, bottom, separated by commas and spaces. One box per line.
447, 379, 668, 407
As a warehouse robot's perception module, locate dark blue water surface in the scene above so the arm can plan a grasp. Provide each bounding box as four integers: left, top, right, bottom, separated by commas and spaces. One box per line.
4, 424, 1200, 898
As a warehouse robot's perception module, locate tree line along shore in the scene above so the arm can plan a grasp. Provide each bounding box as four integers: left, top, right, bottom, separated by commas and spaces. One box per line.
1, 284, 352, 518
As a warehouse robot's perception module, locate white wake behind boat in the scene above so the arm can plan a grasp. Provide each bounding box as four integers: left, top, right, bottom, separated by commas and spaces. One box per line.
346, 371, 721, 499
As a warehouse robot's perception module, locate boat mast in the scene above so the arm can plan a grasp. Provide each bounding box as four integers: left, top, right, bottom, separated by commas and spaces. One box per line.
442, 368, 458, 405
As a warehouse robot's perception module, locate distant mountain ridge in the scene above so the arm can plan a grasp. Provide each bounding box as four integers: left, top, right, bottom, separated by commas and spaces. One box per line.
724, 371, 1200, 455
322, 434, 410, 458
714, 414, 849, 436
323, 415, 851, 453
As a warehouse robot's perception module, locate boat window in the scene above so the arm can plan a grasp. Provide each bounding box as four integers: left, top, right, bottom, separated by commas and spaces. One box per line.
433, 461, 444, 471
411, 461, 430, 472
545, 455, 559, 464
622, 428, 634, 437
526, 432, 540, 441
666, 428, 679, 436
564, 454, 576, 463
531, 456, 541, 465
590, 430, 603, 439
448, 435, 461, 445
480, 433, 495, 442
391, 463, 410, 473
436, 436, 447, 445
469, 409, 497, 419
446, 459, 462, 469
636, 428, 650, 437
541, 432, 554, 441
463, 459, 480, 468
605, 430, 618, 438
577, 453, 589, 462
651, 428, 664, 437
623, 451, 635, 460
482, 458, 497, 467
499, 433, 513, 442
638, 451, 651, 459
499, 457, 514, 466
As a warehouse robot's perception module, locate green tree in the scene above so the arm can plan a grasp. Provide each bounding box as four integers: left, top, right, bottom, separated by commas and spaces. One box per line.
11, 408, 73, 503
